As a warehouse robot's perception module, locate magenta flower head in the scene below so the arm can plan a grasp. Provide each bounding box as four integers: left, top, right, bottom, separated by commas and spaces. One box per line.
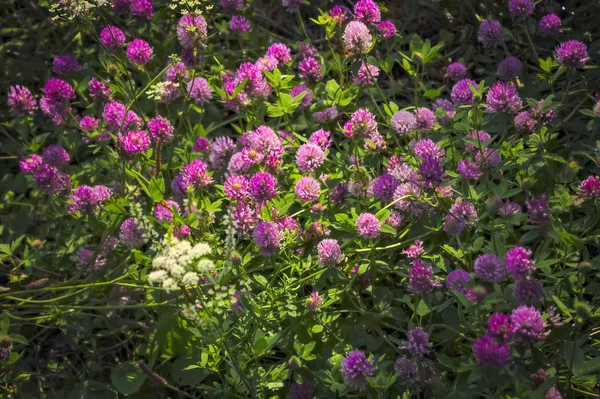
118, 130, 150, 156
33, 164, 70, 194
353, 62, 379, 87
508, 0, 535, 18
526, 194, 550, 225
377, 20, 396, 38
52, 54, 81, 76
309, 129, 332, 151
371, 175, 399, 202
579, 176, 600, 198
290, 85, 312, 110
498, 56, 522, 81
296, 143, 325, 173
19, 154, 43, 174
289, 379, 313, 399
88, 78, 112, 102
182, 159, 212, 189
165, 62, 188, 82
451, 79, 477, 105
474, 254, 506, 283
298, 42, 319, 60
356, 213, 381, 239
407, 260, 440, 294
119, 218, 145, 248
401, 327, 432, 358
317, 239, 344, 267
209, 136, 236, 169
330, 5, 350, 24
391, 110, 416, 134
100, 26, 126, 50
193, 137, 210, 153
447, 62, 467, 81
298, 57, 323, 83
539, 14, 561, 36
465, 130, 491, 153
7, 85, 37, 115
515, 111, 537, 133
43, 144, 70, 167
505, 246, 535, 279
177, 14, 208, 49
224, 175, 249, 201
554, 40, 590, 69
343, 21, 372, 54
340, 349, 375, 392
475, 148, 502, 168
43, 78, 75, 103
67, 185, 112, 214
444, 214, 466, 236
354, 0, 381, 25
232, 203, 258, 236
249, 171, 278, 203
148, 115, 174, 143
253, 221, 282, 255
314, 106, 339, 123
344, 108, 377, 138
545, 387, 562, 399
187, 78, 213, 105
472, 334, 512, 366
414, 107, 436, 131
498, 199, 522, 217
295, 176, 320, 202
514, 277, 545, 306
487, 313, 512, 340
229, 15, 251, 34
446, 270, 472, 292
127, 39, 153, 65
266, 43, 292, 66
457, 159, 482, 180
154, 200, 180, 223
510, 305, 547, 343
478, 20, 502, 47
130, 0, 153, 19
486, 81, 522, 113
103, 102, 141, 132
306, 292, 323, 312
220, 0, 243, 13
419, 156, 445, 186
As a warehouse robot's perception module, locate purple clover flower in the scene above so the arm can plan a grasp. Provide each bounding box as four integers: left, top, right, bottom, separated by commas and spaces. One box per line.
340, 350, 375, 392
474, 254, 506, 283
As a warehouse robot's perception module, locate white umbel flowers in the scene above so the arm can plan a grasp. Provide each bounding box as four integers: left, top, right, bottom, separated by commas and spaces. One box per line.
148, 237, 214, 292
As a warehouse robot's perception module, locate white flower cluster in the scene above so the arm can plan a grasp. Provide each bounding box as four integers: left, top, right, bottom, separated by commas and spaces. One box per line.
147, 81, 179, 103
147, 237, 214, 292
167, 0, 213, 13
49, 0, 109, 20
130, 203, 160, 253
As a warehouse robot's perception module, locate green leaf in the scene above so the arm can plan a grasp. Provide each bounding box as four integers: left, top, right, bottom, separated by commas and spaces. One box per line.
148, 176, 165, 203
9, 334, 28, 345
311, 324, 323, 333
231, 78, 248, 99
254, 275, 268, 286
380, 224, 397, 235
575, 358, 600, 377
416, 299, 430, 316
110, 361, 146, 395
172, 357, 210, 386
423, 89, 441, 99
